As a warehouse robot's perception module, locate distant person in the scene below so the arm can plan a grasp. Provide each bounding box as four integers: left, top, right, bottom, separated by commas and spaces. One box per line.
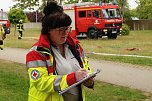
16, 19, 24, 39
26, 0, 94, 101
0, 23, 5, 50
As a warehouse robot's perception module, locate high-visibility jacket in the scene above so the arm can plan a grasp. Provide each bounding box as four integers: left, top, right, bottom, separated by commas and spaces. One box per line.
16, 23, 24, 31
26, 34, 93, 101
0, 26, 4, 40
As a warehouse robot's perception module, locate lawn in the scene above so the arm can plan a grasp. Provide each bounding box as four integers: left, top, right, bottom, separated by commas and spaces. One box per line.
4, 28, 152, 67
0, 60, 151, 101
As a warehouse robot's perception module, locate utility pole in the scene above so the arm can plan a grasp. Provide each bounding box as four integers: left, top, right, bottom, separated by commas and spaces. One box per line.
36, 10, 38, 23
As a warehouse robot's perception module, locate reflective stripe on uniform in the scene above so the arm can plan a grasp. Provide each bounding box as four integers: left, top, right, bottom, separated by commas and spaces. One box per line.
27, 60, 46, 68
46, 59, 52, 67
81, 50, 85, 59
50, 55, 54, 64
54, 75, 62, 91
29, 46, 38, 52
17, 24, 23, 31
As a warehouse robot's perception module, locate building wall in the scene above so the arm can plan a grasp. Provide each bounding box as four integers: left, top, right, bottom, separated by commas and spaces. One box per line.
24, 22, 41, 29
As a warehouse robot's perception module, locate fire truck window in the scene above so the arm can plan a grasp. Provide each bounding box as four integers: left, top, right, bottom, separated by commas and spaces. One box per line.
109, 11, 114, 17
87, 10, 91, 17
102, 9, 109, 18
92, 10, 100, 18
79, 11, 86, 18
107, 9, 117, 18
92, 10, 96, 17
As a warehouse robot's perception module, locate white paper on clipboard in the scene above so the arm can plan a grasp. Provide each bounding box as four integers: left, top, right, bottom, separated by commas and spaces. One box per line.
59, 69, 101, 95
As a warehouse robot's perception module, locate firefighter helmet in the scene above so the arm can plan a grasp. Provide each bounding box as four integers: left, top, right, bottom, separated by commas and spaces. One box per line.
19, 19, 23, 23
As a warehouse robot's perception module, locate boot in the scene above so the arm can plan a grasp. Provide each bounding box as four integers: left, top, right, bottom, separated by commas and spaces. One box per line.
0, 45, 3, 50
18, 37, 22, 39
0, 40, 3, 50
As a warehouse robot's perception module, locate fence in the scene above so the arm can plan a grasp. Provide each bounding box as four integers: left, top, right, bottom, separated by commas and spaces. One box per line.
126, 19, 152, 30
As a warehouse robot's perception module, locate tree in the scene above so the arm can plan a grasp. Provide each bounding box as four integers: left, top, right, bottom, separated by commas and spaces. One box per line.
13, 0, 50, 11
136, 0, 152, 19
7, 8, 28, 35
129, 8, 138, 18
116, 0, 128, 17
12, 0, 132, 20
123, 10, 132, 21
13, 0, 40, 11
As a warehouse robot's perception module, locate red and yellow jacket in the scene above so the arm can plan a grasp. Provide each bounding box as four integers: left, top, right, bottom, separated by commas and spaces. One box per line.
26, 34, 92, 101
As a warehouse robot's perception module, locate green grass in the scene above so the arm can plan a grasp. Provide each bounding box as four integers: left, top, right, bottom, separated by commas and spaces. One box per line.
80, 30, 152, 56
4, 28, 152, 67
85, 81, 150, 101
0, 60, 29, 101
4, 28, 39, 49
0, 60, 151, 101
80, 30, 152, 67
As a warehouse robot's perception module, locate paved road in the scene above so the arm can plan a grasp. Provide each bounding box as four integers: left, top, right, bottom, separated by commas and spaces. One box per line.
0, 47, 152, 93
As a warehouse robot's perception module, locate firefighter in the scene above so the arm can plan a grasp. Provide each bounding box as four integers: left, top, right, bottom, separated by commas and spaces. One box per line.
16, 19, 24, 39
26, 1, 94, 101
0, 23, 5, 50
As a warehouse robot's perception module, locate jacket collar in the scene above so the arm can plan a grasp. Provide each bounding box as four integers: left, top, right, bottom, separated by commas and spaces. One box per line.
66, 34, 80, 47
37, 34, 80, 49
38, 34, 51, 49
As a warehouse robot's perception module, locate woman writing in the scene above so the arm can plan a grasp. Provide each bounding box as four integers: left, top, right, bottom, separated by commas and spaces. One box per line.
26, 1, 94, 101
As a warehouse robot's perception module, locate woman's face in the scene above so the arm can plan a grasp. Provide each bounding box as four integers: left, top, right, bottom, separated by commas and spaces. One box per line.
49, 27, 71, 46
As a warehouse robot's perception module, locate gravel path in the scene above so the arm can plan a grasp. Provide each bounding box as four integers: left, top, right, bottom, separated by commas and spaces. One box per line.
0, 47, 152, 93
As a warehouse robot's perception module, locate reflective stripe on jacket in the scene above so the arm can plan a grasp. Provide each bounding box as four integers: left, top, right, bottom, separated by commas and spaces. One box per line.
0, 27, 4, 40
26, 34, 92, 101
16, 23, 24, 31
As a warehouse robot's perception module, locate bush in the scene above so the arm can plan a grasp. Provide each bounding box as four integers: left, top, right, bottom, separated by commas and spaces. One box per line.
121, 23, 130, 35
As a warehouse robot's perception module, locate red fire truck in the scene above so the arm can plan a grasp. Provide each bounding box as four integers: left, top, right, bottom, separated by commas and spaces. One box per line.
0, 9, 10, 34
63, 2, 122, 39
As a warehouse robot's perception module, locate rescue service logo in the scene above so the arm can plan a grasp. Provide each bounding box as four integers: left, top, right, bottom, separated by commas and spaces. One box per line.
31, 70, 40, 80
94, 20, 99, 24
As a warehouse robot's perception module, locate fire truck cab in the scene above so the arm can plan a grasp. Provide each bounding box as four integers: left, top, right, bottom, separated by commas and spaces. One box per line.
63, 2, 122, 39
0, 9, 10, 34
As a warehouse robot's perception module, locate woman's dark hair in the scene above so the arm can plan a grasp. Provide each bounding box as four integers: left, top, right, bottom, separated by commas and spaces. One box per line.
41, 0, 72, 35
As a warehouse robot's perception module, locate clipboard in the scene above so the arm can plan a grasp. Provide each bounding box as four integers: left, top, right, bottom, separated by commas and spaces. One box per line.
58, 69, 101, 94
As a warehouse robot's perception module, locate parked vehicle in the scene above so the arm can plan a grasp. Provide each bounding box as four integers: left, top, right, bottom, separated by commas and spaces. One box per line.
0, 9, 10, 34
63, 2, 122, 39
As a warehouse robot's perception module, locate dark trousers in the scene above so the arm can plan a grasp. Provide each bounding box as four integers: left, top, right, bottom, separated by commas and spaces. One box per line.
0, 40, 3, 45
0, 40, 3, 49
18, 31, 23, 37
18, 31, 23, 39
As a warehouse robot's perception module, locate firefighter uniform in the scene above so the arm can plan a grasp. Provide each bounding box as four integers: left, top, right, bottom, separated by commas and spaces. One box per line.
0, 24, 5, 50
16, 20, 24, 39
26, 34, 93, 101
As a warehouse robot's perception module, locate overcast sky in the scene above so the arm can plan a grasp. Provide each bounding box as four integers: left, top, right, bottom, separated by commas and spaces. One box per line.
1, 0, 138, 11
128, 0, 138, 9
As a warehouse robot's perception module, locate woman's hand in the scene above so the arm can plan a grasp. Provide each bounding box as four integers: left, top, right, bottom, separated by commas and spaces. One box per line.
83, 77, 94, 87
75, 69, 88, 82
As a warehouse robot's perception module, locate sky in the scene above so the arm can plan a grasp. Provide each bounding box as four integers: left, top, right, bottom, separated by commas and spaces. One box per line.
1, 0, 138, 11
128, 0, 138, 9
